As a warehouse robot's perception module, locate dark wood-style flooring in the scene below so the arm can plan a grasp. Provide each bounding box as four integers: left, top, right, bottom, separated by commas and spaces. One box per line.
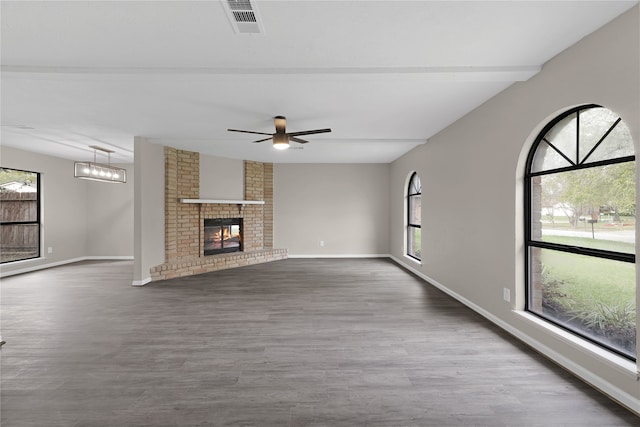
1, 258, 638, 426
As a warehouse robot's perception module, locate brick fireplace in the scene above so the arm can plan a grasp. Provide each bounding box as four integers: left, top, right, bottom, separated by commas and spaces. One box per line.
149, 147, 287, 281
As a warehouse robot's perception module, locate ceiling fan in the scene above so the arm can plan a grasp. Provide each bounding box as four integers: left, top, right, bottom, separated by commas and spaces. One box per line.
228, 116, 331, 150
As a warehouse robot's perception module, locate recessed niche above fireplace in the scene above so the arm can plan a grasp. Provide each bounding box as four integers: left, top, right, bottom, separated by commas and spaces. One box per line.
204, 218, 242, 256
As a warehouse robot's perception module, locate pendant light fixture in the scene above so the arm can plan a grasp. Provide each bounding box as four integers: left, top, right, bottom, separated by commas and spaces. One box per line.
74, 146, 126, 184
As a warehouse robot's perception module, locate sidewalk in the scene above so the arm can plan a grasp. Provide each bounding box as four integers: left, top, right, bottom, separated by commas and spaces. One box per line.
542, 228, 636, 244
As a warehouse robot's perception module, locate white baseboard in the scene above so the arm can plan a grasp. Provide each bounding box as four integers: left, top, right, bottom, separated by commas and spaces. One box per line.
288, 254, 391, 259
388, 255, 640, 416
0, 256, 133, 278
132, 277, 152, 287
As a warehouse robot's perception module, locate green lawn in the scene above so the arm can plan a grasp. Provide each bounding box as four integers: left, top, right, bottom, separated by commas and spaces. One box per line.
540, 235, 635, 312
532, 233, 637, 356
541, 249, 635, 308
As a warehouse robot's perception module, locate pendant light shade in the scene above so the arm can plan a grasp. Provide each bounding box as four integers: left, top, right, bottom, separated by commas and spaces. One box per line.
74, 146, 126, 184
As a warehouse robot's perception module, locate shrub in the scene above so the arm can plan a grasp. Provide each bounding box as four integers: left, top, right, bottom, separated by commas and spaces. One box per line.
568, 301, 636, 352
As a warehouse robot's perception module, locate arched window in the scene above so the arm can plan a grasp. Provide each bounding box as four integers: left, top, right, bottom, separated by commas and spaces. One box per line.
407, 172, 421, 260
525, 105, 636, 359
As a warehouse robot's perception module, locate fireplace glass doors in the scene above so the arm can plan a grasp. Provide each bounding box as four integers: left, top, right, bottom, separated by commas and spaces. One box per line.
204, 218, 242, 255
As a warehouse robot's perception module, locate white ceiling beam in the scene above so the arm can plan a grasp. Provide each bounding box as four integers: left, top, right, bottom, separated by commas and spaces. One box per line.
2, 65, 541, 82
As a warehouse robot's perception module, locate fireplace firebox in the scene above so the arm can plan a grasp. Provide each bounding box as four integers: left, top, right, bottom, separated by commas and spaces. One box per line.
204, 218, 242, 256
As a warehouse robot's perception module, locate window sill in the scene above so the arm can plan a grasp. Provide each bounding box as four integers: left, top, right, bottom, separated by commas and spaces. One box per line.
514, 310, 638, 378
1, 256, 46, 267
403, 254, 422, 265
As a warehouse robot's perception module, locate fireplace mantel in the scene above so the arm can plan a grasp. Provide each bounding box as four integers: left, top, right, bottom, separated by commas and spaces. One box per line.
179, 199, 265, 206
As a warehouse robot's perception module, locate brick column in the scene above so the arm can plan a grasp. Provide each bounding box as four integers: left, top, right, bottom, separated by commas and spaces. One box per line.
178, 150, 200, 259
263, 163, 273, 249
165, 148, 200, 261
164, 147, 178, 262
244, 161, 265, 251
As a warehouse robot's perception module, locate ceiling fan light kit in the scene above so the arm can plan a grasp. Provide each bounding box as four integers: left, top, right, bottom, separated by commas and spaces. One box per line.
273, 133, 290, 150
228, 115, 331, 150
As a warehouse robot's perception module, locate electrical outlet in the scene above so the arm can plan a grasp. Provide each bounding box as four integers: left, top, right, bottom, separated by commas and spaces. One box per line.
503, 288, 511, 302
47, 247, 53, 254
320, 240, 325, 247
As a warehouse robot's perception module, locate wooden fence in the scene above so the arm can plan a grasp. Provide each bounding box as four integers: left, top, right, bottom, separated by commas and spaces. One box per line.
0, 192, 38, 256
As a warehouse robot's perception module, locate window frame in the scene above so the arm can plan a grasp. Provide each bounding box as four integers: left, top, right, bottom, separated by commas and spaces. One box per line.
0, 167, 41, 264
407, 172, 422, 261
524, 104, 636, 359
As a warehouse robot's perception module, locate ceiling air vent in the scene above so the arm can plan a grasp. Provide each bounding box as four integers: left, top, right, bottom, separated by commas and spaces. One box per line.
223, 0, 264, 34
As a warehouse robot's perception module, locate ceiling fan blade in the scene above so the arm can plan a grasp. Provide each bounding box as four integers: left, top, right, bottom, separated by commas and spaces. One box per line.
253, 137, 272, 143
274, 116, 286, 134
290, 136, 309, 144
228, 129, 273, 136
287, 128, 332, 137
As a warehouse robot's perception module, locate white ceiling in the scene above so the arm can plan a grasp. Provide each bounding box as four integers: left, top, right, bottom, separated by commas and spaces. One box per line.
1, 0, 637, 164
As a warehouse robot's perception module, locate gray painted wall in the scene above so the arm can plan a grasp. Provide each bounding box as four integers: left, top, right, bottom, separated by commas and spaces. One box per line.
390, 6, 639, 406
133, 137, 165, 284
200, 154, 244, 200
86, 164, 134, 257
0, 146, 134, 275
274, 163, 390, 256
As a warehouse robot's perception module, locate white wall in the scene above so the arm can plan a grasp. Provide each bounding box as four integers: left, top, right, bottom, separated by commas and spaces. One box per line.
390, 6, 639, 410
0, 146, 134, 276
274, 163, 389, 256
